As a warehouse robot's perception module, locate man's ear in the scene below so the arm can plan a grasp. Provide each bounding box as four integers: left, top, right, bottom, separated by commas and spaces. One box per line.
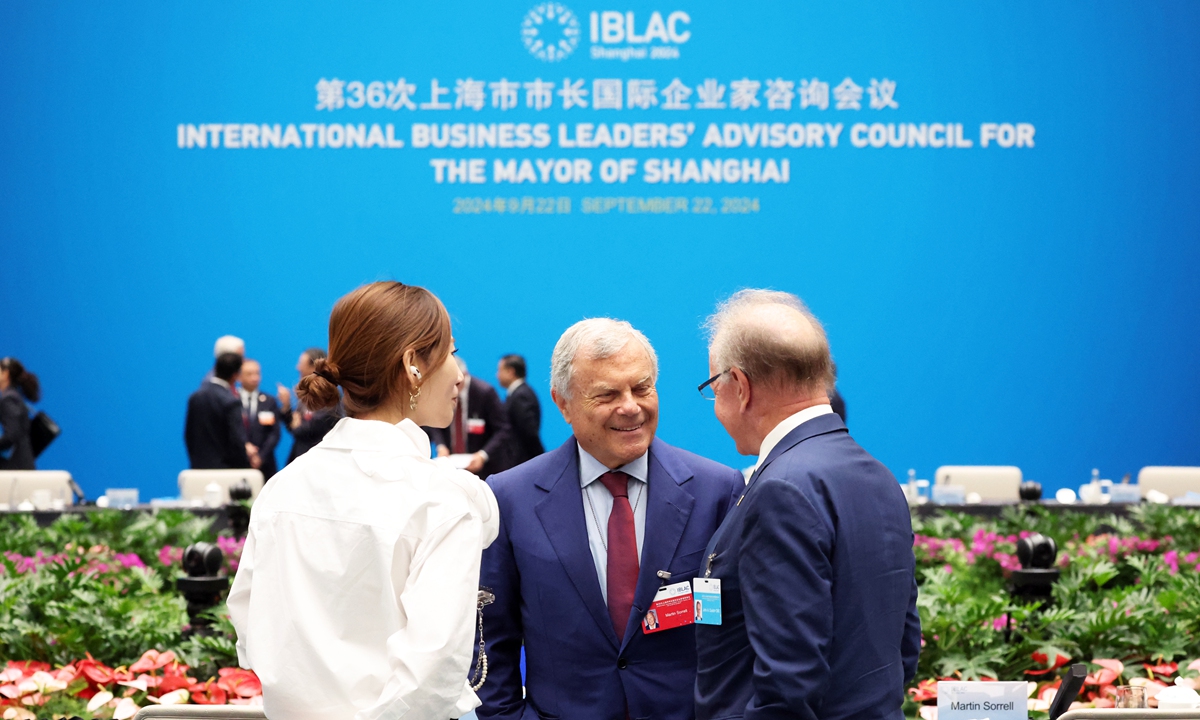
551, 388, 572, 424
731, 368, 752, 413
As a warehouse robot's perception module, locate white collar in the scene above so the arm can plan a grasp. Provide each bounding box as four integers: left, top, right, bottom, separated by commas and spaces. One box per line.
507, 378, 525, 393
239, 387, 259, 399
319, 417, 431, 458
209, 377, 232, 391
754, 404, 834, 472
578, 443, 648, 487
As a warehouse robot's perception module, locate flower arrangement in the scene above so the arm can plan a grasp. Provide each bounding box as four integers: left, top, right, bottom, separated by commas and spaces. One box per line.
0, 651, 261, 720
3, 503, 1200, 719
907, 504, 1200, 718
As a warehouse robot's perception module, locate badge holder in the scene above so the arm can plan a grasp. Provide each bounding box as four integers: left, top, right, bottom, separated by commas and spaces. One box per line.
692, 554, 722, 625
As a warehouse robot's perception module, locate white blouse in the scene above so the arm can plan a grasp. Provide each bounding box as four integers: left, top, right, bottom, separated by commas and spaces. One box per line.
228, 417, 499, 720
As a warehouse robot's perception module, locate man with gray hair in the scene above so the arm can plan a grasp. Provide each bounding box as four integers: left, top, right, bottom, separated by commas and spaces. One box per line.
693, 290, 920, 720
476, 318, 744, 720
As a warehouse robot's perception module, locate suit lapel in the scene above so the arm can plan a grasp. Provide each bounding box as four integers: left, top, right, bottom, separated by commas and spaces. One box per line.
533, 439, 621, 648
621, 439, 695, 649
743, 413, 848, 497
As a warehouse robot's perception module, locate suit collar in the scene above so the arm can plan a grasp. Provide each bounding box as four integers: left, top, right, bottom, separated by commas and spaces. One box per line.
749, 412, 847, 483
754, 404, 834, 472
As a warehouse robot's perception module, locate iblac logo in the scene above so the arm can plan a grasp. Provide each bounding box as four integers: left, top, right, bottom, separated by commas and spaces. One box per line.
589, 11, 691, 45
522, 3, 582, 62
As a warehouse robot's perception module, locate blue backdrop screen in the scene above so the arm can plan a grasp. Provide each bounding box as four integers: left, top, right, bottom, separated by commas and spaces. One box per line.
2, 1, 1198, 498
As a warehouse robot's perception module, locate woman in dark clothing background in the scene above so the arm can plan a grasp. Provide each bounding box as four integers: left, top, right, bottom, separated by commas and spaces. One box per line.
0, 357, 40, 470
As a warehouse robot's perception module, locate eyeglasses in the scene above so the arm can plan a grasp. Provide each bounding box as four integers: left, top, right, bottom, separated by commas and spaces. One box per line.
697, 369, 730, 400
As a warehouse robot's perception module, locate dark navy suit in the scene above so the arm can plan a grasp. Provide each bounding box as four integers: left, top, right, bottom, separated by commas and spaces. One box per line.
184, 379, 250, 469
477, 437, 744, 720
695, 413, 920, 720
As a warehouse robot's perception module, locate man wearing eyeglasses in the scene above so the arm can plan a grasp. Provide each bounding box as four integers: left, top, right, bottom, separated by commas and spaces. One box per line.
694, 290, 920, 720
475, 318, 743, 720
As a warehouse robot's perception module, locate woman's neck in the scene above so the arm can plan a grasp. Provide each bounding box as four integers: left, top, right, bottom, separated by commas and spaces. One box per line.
358, 404, 410, 425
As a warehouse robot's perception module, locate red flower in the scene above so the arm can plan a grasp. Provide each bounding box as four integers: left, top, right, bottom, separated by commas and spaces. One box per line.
217, 668, 262, 698
1027, 650, 1072, 675
78, 656, 117, 687
157, 661, 195, 695
157, 674, 194, 694
5, 661, 49, 677
1086, 659, 1124, 686
909, 678, 939, 703
1144, 662, 1178, 678
130, 650, 176, 674
188, 679, 228, 705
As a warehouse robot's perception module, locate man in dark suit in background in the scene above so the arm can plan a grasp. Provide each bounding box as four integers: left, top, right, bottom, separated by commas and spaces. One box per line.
475, 319, 744, 720
496, 353, 544, 467
695, 290, 919, 720
185, 352, 253, 469
427, 357, 512, 477
277, 347, 340, 465
238, 358, 281, 479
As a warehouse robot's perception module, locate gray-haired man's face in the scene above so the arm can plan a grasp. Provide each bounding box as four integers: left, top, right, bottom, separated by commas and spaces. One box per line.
556, 341, 658, 470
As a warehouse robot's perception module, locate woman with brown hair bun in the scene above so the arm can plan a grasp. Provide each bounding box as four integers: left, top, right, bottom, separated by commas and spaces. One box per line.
228, 281, 499, 720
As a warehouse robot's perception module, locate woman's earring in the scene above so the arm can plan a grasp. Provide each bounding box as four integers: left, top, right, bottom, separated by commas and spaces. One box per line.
409, 385, 421, 411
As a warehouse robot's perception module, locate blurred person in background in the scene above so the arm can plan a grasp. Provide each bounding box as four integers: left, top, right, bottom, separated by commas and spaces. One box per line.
427, 357, 511, 477
228, 281, 499, 720
497, 353, 544, 467
186, 352, 254, 469
201, 335, 245, 385
0, 358, 40, 470
277, 347, 340, 465
239, 359, 282, 479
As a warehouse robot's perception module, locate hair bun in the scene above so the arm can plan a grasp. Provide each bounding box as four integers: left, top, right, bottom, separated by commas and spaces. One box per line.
312, 357, 341, 386
296, 357, 341, 412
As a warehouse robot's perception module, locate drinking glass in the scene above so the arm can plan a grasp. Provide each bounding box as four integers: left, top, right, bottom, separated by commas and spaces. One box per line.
1115, 685, 1146, 708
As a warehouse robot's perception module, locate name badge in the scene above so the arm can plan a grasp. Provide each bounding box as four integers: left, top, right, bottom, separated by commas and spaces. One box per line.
257, 411, 275, 426
642, 581, 694, 634
467, 418, 486, 435
937, 681, 1028, 720
692, 578, 722, 625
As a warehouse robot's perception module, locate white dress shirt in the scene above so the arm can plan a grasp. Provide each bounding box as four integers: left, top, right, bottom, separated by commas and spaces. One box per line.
228, 417, 499, 720
238, 387, 258, 416
504, 377, 525, 395
578, 445, 648, 603
753, 404, 835, 473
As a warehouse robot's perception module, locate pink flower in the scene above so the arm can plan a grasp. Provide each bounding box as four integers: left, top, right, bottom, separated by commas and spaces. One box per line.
157, 546, 184, 567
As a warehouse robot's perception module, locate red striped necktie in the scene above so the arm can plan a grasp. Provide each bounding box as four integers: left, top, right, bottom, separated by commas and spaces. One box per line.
599, 471, 639, 640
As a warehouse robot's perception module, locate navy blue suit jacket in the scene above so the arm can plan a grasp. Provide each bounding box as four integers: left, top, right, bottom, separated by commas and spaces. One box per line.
695, 413, 920, 720
477, 437, 744, 720
242, 391, 281, 479
184, 380, 250, 470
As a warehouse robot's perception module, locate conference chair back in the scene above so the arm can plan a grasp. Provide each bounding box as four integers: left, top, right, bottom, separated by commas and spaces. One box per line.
178, 468, 265, 505
1138, 466, 1200, 500
934, 465, 1022, 501
0, 470, 75, 509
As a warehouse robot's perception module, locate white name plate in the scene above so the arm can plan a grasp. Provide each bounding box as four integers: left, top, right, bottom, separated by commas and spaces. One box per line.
937, 681, 1027, 720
